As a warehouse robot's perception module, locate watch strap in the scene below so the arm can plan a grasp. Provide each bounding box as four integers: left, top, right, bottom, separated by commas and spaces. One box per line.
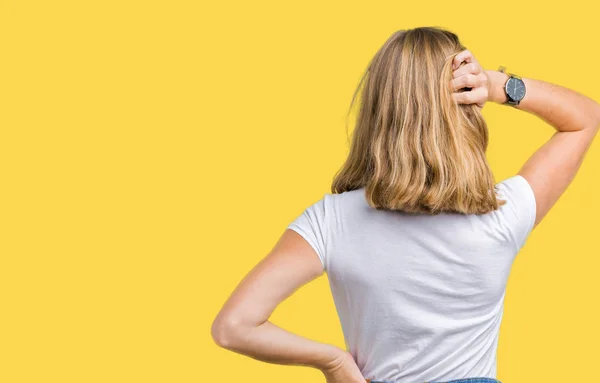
498, 65, 522, 79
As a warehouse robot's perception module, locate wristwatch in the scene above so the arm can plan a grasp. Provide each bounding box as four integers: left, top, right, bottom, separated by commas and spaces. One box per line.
498, 65, 526, 106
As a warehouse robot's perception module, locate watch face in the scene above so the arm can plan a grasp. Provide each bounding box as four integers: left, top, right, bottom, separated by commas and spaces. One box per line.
506, 77, 526, 101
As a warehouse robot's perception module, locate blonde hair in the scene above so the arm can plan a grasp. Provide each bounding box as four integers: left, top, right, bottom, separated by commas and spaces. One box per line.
331, 26, 505, 215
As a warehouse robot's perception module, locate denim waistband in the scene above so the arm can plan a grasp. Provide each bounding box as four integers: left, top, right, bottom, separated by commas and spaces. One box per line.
367, 377, 501, 383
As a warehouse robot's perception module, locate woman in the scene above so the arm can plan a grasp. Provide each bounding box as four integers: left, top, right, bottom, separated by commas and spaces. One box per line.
211, 27, 600, 383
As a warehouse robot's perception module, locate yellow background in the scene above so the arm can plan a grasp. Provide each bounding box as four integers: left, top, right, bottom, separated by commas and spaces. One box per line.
1, 1, 599, 382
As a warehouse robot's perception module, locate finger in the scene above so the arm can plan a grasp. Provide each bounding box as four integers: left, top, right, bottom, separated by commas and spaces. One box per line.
452, 49, 472, 70
452, 49, 481, 70
452, 86, 487, 105
452, 62, 482, 79
450, 73, 482, 91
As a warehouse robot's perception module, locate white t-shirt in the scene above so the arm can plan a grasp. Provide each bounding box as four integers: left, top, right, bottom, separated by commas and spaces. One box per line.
287, 175, 536, 382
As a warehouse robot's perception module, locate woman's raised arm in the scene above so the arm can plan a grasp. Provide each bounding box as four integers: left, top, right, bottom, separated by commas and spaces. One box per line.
485, 68, 600, 228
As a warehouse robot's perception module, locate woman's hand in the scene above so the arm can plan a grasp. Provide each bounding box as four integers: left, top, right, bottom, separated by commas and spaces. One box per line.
450, 49, 491, 109
321, 350, 366, 383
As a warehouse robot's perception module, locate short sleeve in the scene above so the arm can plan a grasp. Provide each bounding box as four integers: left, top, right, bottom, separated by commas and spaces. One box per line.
495, 175, 537, 252
286, 194, 331, 272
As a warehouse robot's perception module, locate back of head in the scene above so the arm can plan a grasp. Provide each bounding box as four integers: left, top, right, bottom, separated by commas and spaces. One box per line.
332, 26, 505, 215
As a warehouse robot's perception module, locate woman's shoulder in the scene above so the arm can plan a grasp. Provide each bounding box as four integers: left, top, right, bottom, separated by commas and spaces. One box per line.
491, 175, 537, 252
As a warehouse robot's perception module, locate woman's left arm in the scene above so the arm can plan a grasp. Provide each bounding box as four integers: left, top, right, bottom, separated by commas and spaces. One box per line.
210, 228, 345, 372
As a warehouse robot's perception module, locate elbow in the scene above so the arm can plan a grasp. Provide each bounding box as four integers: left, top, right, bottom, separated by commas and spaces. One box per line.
579, 105, 600, 133
589, 102, 600, 131
211, 315, 242, 349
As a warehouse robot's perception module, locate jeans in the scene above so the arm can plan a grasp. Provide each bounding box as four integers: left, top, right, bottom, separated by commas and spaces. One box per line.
366, 378, 501, 383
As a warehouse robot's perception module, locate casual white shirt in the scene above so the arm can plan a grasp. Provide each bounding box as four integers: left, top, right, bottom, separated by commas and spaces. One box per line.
287, 175, 536, 382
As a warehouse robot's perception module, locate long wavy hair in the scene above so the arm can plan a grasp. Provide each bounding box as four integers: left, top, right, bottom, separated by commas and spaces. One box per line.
331, 26, 505, 215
